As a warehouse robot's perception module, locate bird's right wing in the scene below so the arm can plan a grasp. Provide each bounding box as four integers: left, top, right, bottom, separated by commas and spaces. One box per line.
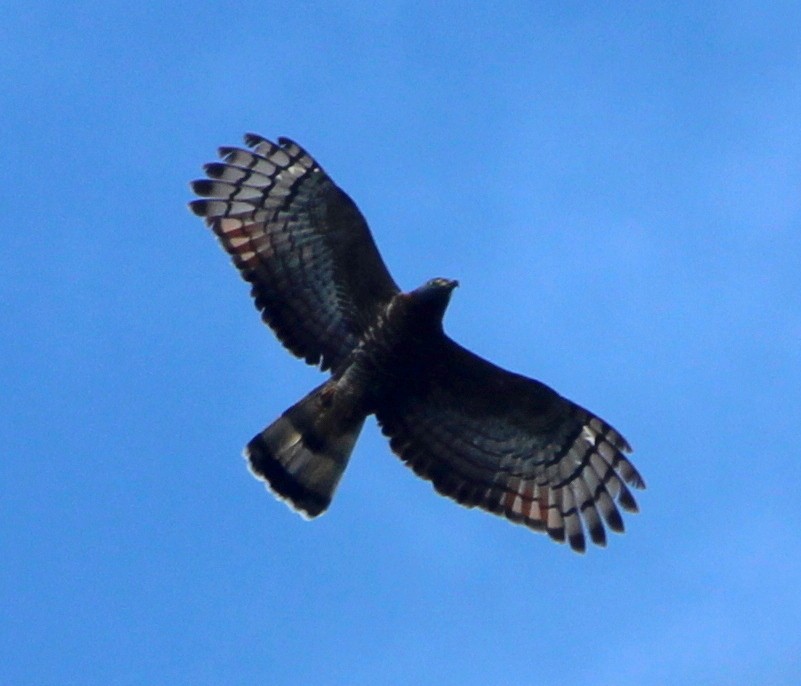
375, 337, 644, 552
190, 134, 399, 371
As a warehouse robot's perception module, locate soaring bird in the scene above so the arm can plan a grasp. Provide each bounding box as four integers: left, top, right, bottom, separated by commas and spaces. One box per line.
189, 134, 644, 552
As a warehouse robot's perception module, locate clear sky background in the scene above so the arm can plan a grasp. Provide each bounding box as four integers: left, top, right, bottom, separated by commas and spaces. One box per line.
2, 2, 800, 684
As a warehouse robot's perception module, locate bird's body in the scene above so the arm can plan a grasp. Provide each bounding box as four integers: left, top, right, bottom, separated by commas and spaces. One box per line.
246, 277, 458, 518
190, 134, 644, 552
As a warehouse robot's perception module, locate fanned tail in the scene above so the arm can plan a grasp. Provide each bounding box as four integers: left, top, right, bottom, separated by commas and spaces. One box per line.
245, 382, 365, 517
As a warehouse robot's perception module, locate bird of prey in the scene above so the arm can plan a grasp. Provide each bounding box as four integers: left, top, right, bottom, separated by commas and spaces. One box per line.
189, 134, 644, 552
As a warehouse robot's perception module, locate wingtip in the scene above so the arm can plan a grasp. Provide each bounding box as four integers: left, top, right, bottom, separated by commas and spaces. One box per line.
203, 162, 226, 179
190, 179, 214, 197
605, 508, 625, 533
618, 484, 639, 513
589, 524, 607, 547
568, 532, 587, 554
187, 198, 208, 217
244, 132, 268, 148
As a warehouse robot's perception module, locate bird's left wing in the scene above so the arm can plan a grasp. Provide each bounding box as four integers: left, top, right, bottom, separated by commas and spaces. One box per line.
375, 338, 644, 552
190, 134, 399, 371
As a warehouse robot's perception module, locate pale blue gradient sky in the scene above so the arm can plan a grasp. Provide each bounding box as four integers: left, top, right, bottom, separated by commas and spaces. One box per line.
2, 2, 800, 684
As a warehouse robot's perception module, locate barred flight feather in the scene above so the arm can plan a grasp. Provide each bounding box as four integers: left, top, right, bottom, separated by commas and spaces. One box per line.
190, 134, 645, 553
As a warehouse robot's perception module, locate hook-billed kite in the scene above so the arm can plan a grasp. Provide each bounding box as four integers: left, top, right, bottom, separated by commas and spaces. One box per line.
189, 134, 644, 552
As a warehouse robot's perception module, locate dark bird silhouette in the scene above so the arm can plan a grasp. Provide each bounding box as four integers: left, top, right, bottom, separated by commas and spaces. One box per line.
189, 134, 644, 552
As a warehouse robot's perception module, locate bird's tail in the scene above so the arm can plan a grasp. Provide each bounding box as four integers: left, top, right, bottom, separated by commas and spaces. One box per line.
245, 382, 365, 518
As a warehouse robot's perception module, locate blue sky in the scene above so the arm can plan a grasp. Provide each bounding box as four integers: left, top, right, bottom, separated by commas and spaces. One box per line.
2, 2, 800, 684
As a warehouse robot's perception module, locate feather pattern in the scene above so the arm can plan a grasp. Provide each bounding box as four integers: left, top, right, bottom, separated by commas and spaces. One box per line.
374, 337, 644, 552
190, 134, 645, 552
190, 135, 399, 371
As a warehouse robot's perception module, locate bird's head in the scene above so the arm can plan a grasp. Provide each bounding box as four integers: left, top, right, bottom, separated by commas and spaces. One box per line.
407, 277, 459, 327
415, 277, 459, 300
